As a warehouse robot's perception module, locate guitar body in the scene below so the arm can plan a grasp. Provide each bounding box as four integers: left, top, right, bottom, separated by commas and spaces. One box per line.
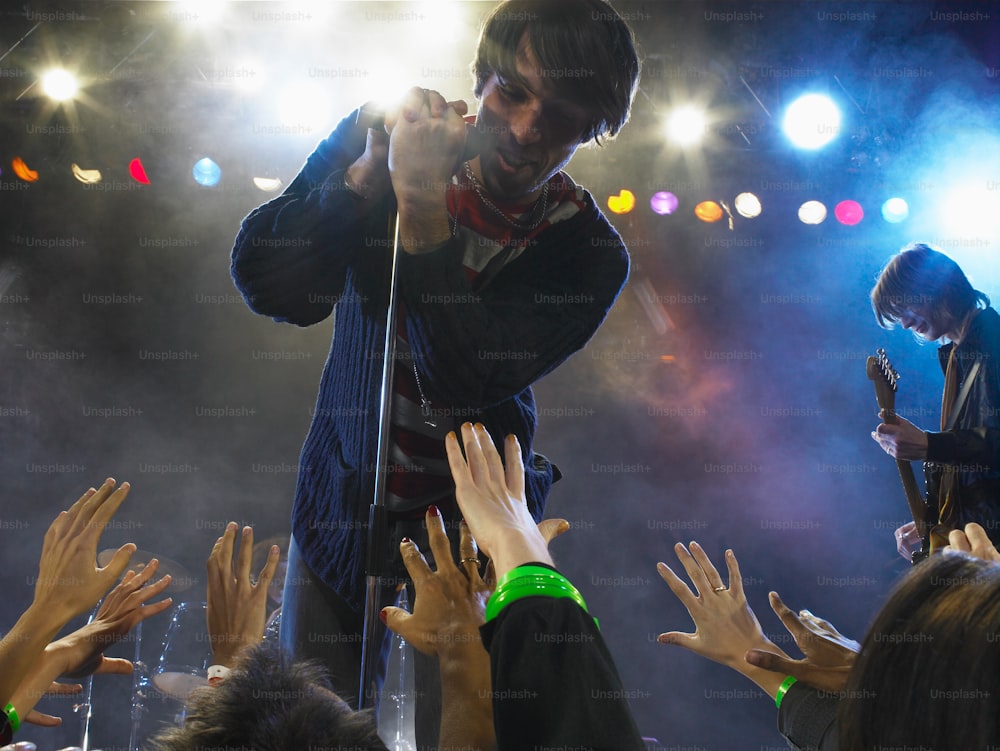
867, 349, 937, 562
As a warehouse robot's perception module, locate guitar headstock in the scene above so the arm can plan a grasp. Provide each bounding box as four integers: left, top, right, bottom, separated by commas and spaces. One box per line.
866, 347, 898, 413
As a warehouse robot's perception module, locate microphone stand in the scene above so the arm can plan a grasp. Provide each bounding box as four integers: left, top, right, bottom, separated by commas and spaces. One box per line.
357, 106, 480, 715
357, 105, 400, 713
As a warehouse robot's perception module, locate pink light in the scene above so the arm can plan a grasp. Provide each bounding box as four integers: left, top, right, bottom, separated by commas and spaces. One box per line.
834, 200, 863, 226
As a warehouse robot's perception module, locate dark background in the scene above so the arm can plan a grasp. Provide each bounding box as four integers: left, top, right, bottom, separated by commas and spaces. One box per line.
1, 1, 999, 748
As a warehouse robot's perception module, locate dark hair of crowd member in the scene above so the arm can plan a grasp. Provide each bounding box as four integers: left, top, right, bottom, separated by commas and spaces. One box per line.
838, 552, 1000, 750
472, 0, 640, 145
871, 242, 990, 332
147, 643, 388, 751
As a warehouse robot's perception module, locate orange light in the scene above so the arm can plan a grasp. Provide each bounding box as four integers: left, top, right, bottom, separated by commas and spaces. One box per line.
12, 157, 39, 183
660, 355, 676, 362
694, 200, 723, 223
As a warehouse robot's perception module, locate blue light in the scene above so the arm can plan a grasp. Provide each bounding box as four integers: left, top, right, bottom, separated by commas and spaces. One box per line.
192, 157, 221, 187
881, 197, 909, 223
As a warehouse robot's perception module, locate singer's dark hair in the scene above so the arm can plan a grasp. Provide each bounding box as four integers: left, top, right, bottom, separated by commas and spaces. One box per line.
871, 243, 989, 334
472, 0, 640, 144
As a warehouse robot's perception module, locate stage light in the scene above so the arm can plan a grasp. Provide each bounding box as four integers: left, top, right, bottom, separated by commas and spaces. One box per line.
253, 177, 283, 192
173, 0, 227, 24
694, 201, 723, 223
41, 69, 78, 101
734, 192, 762, 219
277, 83, 334, 136
71, 164, 102, 184
940, 186, 1000, 240
607, 190, 636, 215
192, 157, 221, 187
881, 197, 909, 223
415, 2, 466, 38
665, 106, 707, 147
650, 191, 679, 215
12, 157, 39, 183
129, 158, 151, 185
798, 200, 827, 225
834, 200, 864, 226
782, 94, 841, 150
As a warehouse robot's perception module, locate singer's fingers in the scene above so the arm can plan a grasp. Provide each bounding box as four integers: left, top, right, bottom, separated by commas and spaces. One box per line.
446, 99, 470, 117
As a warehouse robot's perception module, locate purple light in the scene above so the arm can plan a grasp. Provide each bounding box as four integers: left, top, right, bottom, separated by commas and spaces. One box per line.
650, 191, 679, 215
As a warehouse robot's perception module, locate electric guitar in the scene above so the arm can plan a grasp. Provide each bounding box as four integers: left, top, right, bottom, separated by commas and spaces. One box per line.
866, 348, 933, 563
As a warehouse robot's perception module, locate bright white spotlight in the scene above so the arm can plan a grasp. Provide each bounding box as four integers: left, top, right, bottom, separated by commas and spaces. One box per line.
782, 94, 841, 150
41, 69, 78, 101
939, 186, 1000, 241
416, 2, 466, 39
277, 83, 334, 135
881, 197, 909, 224
665, 106, 707, 147
172, 0, 227, 24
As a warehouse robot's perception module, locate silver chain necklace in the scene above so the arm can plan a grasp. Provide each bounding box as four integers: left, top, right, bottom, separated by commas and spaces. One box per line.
463, 161, 549, 231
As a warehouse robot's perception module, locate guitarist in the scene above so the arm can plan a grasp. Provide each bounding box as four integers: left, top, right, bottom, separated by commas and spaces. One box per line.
870, 243, 1000, 560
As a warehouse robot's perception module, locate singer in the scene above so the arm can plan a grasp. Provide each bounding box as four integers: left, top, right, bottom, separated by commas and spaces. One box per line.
230, 0, 639, 742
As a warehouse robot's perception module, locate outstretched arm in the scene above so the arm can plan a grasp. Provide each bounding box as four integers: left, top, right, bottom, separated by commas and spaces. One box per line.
0, 479, 137, 708
657, 542, 792, 698
9, 558, 171, 728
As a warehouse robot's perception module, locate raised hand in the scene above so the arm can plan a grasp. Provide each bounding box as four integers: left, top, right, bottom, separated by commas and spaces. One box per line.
657, 543, 784, 668
205, 523, 280, 667
445, 423, 551, 577
381, 509, 492, 657
744, 592, 858, 693
944, 522, 1000, 562
34, 479, 137, 621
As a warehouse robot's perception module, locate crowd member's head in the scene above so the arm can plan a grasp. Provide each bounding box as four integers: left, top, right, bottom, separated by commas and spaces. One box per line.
148, 643, 387, 751
470, 0, 640, 201
838, 552, 1000, 749
871, 243, 990, 342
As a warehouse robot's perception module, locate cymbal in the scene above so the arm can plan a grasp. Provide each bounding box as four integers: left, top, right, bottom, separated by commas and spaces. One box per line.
98, 548, 194, 592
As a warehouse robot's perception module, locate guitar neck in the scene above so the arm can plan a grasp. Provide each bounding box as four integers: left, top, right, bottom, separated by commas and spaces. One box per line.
894, 457, 928, 540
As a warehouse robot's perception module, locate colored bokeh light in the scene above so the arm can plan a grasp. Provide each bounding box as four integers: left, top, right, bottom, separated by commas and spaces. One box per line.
694, 201, 723, 223
834, 200, 864, 226
650, 191, 679, 215
798, 200, 827, 225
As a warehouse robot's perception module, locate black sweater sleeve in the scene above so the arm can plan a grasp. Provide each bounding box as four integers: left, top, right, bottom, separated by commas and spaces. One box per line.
776, 681, 839, 751
480, 596, 646, 751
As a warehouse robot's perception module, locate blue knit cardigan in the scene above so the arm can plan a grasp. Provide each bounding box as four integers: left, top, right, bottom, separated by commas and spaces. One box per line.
231, 109, 629, 607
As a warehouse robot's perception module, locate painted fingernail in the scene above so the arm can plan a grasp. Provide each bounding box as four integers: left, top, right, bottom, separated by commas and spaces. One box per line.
428, 505, 440, 517
379, 608, 388, 624
401, 537, 411, 544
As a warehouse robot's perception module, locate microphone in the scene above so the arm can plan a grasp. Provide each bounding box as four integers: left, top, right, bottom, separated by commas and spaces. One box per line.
356, 104, 482, 162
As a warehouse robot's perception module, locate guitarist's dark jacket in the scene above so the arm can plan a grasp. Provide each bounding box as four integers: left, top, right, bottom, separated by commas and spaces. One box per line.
925, 306, 1000, 542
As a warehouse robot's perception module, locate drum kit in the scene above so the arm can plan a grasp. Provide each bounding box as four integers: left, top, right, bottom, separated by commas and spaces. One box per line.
74, 548, 282, 751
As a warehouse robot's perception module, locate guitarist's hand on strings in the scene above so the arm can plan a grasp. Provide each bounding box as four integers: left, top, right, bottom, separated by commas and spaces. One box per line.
944, 522, 1000, 562
895, 521, 923, 562
872, 409, 929, 461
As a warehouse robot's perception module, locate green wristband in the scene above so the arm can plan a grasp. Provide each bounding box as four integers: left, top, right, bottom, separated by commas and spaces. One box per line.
4, 703, 19, 734
775, 676, 798, 709
485, 565, 588, 623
